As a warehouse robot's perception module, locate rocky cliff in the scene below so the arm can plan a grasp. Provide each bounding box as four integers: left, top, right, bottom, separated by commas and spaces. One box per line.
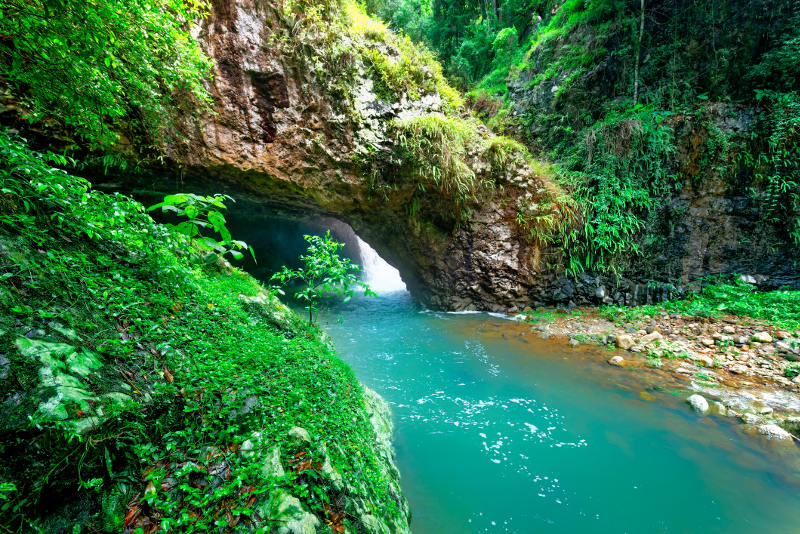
146, 0, 796, 312
155, 0, 571, 311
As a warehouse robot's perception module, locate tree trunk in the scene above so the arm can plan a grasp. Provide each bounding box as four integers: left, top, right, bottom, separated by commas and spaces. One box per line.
633, 0, 645, 106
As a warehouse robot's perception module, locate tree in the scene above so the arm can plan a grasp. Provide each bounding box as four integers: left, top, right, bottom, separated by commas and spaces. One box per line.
270, 231, 375, 324
0, 0, 212, 147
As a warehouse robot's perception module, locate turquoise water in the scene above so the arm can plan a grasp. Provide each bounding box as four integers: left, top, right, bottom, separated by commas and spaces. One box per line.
318, 291, 800, 534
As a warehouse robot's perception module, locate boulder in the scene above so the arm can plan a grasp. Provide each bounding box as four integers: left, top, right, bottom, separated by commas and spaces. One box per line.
616, 334, 635, 350
686, 394, 709, 414
752, 332, 773, 343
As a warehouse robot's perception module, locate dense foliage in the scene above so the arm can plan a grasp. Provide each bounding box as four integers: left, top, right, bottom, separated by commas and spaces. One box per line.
0, 131, 405, 532
0, 0, 211, 147
601, 278, 800, 331
368, 0, 800, 276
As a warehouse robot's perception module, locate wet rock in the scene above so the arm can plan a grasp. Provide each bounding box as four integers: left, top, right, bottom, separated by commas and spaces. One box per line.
641, 331, 663, 345
752, 332, 773, 343
741, 413, 762, 425
608, 356, 625, 367
616, 334, 635, 350
757, 424, 793, 442
686, 394, 710, 414
728, 363, 749, 375
712, 402, 728, 417
779, 417, 800, 437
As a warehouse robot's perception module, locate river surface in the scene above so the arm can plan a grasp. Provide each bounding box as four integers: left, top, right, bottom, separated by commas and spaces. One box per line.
316, 285, 800, 534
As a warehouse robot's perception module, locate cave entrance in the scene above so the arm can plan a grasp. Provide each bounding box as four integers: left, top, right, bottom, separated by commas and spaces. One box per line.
224, 201, 406, 294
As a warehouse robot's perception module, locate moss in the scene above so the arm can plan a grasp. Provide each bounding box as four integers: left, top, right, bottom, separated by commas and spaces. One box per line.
0, 132, 408, 532
343, 1, 462, 109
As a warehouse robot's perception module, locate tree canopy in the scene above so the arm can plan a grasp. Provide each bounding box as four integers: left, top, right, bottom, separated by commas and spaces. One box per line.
0, 0, 212, 147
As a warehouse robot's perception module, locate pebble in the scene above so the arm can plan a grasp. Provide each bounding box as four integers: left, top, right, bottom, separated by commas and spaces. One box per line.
722, 325, 736, 334
608, 356, 625, 367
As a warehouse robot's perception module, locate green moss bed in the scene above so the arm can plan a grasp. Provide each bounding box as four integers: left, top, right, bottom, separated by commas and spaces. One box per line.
0, 132, 409, 533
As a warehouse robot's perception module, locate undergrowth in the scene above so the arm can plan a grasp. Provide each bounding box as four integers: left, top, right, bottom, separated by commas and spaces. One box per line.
601, 279, 800, 331
0, 131, 403, 532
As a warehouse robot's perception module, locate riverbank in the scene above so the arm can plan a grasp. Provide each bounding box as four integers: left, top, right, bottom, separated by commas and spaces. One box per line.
510, 298, 800, 442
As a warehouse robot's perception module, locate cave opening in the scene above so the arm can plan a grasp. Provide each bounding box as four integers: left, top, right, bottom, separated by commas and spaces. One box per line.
224, 201, 407, 295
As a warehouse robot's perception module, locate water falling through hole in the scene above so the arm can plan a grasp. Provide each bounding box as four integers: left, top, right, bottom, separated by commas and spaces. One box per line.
356, 236, 406, 293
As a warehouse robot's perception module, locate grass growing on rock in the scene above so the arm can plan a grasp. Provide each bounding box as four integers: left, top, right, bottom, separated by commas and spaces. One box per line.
0, 131, 407, 532
343, 1, 463, 109
601, 280, 800, 331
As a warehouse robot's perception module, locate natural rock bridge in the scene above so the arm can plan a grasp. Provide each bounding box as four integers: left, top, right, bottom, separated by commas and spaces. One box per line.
150, 0, 798, 311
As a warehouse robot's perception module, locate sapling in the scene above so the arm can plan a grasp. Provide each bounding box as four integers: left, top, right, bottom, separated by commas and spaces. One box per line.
271, 231, 375, 324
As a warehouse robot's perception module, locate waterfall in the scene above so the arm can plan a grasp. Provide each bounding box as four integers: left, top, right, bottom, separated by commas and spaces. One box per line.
356, 237, 407, 293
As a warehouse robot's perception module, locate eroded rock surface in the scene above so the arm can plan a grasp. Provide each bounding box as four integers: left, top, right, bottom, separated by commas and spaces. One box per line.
154, 0, 567, 311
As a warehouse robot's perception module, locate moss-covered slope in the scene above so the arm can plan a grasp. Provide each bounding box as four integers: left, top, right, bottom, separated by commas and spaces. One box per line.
0, 132, 409, 533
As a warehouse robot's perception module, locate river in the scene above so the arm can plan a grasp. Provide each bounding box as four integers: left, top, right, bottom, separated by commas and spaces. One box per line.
310, 240, 800, 534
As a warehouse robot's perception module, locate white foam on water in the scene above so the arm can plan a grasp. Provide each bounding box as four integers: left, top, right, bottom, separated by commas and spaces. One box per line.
356, 236, 407, 293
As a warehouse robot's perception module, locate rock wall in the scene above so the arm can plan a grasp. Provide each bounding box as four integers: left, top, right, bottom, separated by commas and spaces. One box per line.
157, 0, 564, 311
156, 0, 798, 312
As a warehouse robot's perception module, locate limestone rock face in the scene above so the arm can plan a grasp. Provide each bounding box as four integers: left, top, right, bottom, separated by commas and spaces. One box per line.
155, 0, 565, 311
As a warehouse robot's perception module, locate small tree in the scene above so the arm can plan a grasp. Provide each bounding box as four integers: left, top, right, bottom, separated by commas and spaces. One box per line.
271, 231, 375, 324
